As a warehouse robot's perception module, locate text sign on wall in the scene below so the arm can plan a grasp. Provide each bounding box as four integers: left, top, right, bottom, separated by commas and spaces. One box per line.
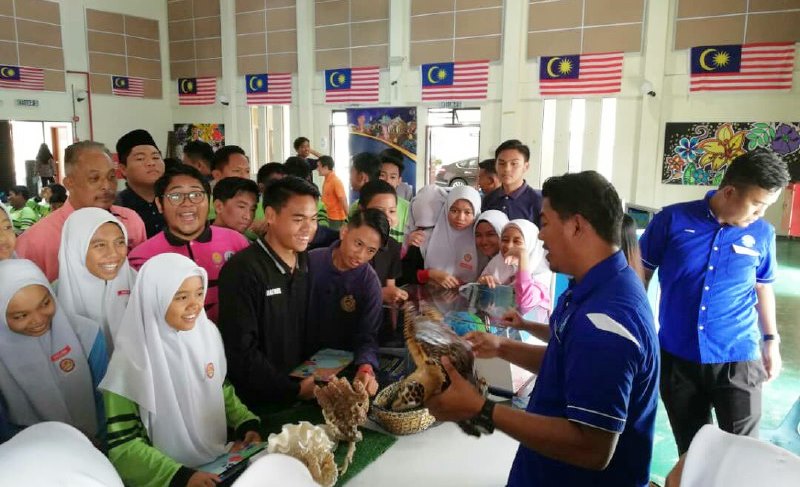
15, 99, 39, 107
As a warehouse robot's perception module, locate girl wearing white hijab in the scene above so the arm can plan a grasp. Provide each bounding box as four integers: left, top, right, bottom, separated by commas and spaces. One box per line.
100, 253, 260, 487
479, 219, 551, 316
473, 210, 508, 274
0, 203, 16, 261
58, 207, 136, 352
0, 259, 106, 441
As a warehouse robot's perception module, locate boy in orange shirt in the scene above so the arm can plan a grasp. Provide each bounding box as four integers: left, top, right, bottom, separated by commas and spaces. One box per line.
317, 156, 348, 230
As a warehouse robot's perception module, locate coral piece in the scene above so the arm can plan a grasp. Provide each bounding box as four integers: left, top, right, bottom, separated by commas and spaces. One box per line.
314, 377, 369, 475
392, 301, 488, 436
267, 421, 338, 487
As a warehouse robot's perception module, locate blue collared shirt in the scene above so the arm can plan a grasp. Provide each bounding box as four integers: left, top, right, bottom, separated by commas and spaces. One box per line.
482, 181, 543, 227
508, 252, 659, 487
639, 191, 776, 364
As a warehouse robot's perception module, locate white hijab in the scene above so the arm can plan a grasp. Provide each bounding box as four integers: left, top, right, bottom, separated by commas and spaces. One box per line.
99, 253, 228, 467
481, 219, 549, 284
0, 422, 123, 486
423, 186, 482, 282
57, 208, 136, 353
0, 259, 98, 437
406, 184, 447, 256
0, 203, 15, 259
474, 210, 509, 272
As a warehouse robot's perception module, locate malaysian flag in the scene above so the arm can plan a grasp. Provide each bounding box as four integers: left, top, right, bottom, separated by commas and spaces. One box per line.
421, 60, 489, 101
112, 76, 144, 97
689, 43, 795, 92
324, 66, 379, 103
0, 65, 44, 91
539, 52, 623, 96
178, 77, 216, 105
246, 73, 292, 105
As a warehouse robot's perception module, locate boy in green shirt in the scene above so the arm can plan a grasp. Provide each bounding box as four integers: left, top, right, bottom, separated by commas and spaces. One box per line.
7, 186, 38, 234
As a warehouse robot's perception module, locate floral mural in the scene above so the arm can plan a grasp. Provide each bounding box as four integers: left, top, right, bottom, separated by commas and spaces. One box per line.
171, 123, 225, 160
662, 122, 800, 185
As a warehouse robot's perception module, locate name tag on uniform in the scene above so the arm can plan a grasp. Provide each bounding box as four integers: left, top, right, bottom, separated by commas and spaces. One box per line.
265, 288, 282, 297
732, 244, 759, 257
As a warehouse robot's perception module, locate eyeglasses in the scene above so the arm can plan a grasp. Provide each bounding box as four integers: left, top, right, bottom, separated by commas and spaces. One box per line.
163, 191, 207, 205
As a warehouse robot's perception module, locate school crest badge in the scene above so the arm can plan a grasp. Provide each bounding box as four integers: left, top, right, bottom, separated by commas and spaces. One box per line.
59, 358, 75, 373
341, 295, 356, 313
205, 362, 215, 379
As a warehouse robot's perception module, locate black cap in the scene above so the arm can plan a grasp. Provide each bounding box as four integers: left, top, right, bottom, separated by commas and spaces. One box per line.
116, 129, 158, 164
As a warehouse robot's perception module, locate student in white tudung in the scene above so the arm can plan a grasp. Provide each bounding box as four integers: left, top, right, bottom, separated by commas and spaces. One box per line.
0, 203, 16, 260
101, 253, 260, 487
57, 207, 137, 352
0, 259, 107, 443
473, 210, 508, 274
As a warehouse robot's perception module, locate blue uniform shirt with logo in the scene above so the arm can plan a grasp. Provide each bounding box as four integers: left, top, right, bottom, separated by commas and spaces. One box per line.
639, 191, 776, 364
507, 252, 659, 487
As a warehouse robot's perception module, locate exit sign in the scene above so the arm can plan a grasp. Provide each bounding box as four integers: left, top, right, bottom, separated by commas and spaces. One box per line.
15, 99, 39, 107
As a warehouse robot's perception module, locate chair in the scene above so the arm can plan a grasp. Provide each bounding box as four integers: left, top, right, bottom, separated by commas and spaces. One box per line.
763, 395, 800, 456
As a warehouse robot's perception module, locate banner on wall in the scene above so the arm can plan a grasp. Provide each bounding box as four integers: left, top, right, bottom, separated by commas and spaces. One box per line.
662, 122, 800, 185
171, 123, 225, 160
346, 107, 417, 194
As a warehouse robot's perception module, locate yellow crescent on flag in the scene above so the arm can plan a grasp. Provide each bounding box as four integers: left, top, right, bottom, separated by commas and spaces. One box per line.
0, 66, 13, 77
179, 78, 190, 93
115, 77, 126, 88
699, 48, 717, 71
329, 71, 343, 88
248, 75, 258, 91
546, 57, 561, 78
427, 66, 442, 84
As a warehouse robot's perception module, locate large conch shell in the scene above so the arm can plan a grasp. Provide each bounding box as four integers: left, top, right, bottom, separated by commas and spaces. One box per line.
314, 377, 369, 475
267, 421, 338, 487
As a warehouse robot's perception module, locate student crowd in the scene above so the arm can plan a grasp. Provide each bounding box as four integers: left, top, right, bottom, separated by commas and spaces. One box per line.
0, 128, 793, 486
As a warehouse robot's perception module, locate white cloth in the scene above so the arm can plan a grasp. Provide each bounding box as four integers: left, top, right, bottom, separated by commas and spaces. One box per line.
99, 253, 228, 467
423, 186, 482, 282
481, 219, 548, 284
679, 424, 800, 487
57, 207, 136, 353
474, 210, 509, 272
0, 421, 123, 487
406, 185, 447, 256
0, 203, 16, 259
232, 454, 318, 487
0, 259, 98, 437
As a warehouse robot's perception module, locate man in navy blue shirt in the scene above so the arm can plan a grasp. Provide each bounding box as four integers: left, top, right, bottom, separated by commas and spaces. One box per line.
639, 150, 789, 454
427, 171, 659, 486
306, 208, 389, 396
482, 139, 543, 227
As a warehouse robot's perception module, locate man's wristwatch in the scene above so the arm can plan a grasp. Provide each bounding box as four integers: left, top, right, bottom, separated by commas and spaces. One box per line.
472, 399, 496, 435
763, 334, 780, 343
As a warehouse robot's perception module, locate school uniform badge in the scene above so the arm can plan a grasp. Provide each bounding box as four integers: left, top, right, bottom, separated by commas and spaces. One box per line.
206, 362, 215, 379
341, 295, 356, 312
59, 358, 75, 373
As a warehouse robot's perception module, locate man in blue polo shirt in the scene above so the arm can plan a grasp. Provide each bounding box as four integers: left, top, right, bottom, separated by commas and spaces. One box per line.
427, 171, 659, 486
639, 150, 789, 454
482, 139, 543, 227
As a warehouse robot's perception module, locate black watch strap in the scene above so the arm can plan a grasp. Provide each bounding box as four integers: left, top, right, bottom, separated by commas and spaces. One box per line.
475, 399, 496, 434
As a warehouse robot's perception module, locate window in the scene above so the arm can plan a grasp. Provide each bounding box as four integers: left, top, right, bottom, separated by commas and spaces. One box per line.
568, 99, 585, 173
539, 99, 557, 184
597, 98, 617, 180
330, 110, 351, 201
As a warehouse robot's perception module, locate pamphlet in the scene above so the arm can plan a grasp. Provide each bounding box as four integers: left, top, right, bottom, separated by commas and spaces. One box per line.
289, 348, 353, 381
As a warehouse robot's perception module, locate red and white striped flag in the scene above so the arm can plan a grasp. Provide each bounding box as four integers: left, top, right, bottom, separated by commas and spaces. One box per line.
689, 42, 795, 92
324, 66, 380, 103
0, 65, 45, 91
421, 60, 489, 101
539, 52, 623, 97
246, 73, 292, 105
112, 76, 144, 97
178, 77, 216, 105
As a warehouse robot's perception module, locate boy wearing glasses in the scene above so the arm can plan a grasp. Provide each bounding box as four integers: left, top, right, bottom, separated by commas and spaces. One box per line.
128, 165, 249, 321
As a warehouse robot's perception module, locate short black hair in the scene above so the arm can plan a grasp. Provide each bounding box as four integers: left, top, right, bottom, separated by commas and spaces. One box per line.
494, 139, 530, 162
379, 148, 405, 172
542, 170, 622, 246
211, 145, 246, 172
293, 137, 310, 151
284, 156, 311, 179
318, 155, 334, 170
183, 140, 214, 169
163, 157, 182, 170
352, 152, 381, 182
49, 185, 67, 205
358, 179, 396, 209
719, 149, 789, 192
263, 175, 319, 212
257, 162, 285, 186
10, 185, 30, 200
154, 164, 212, 200
348, 207, 389, 248
212, 177, 259, 203
478, 158, 497, 175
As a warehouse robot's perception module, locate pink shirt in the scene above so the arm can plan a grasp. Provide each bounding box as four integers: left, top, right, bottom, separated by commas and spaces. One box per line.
128, 226, 249, 322
515, 271, 552, 318
16, 200, 147, 281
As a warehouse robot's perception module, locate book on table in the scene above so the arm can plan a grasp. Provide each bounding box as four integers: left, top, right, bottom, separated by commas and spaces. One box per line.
289, 348, 354, 381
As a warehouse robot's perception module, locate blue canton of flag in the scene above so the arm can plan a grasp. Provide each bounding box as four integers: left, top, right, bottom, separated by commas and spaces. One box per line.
178, 77, 198, 94
421, 62, 454, 86
325, 69, 351, 90
690, 45, 742, 74
0, 65, 21, 81
246, 74, 268, 93
539, 55, 581, 80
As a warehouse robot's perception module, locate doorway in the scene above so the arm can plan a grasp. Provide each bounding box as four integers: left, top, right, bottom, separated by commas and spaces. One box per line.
7, 120, 73, 191
425, 108, 481, 186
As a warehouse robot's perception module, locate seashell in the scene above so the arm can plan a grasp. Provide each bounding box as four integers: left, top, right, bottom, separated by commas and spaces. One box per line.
267, 421, 338, 487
